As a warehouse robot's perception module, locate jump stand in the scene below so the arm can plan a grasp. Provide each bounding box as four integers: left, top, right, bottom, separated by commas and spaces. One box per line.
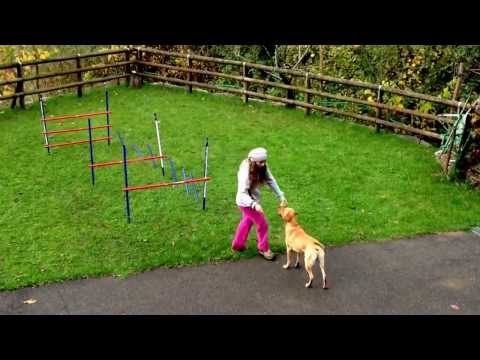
121, 137, 211, 223
86, 113, 168, 185
39, 88, 112, 154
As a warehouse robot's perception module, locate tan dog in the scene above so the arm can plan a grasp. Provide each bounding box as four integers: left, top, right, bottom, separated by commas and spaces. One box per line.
278, 206, 328, 289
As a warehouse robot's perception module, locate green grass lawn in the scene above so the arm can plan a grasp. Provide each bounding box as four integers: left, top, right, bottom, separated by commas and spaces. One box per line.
1, 83, 479, 290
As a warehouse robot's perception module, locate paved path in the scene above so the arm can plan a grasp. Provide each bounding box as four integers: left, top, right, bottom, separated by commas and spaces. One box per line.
1, 231, 479, 315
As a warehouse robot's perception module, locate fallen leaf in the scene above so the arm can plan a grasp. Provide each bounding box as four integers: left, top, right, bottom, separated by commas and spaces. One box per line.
23, 299, 37, 305
450, 304, 460, 311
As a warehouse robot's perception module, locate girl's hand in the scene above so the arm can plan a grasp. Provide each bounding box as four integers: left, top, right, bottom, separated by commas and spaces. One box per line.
254, 204, 264, 213
280, 199, 288, 207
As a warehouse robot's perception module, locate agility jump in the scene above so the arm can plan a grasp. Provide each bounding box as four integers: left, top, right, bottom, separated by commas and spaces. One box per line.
121, 137, 211, 223
86, 113, 168, 185
39, 94, 211, 223
39, 88, 112, 154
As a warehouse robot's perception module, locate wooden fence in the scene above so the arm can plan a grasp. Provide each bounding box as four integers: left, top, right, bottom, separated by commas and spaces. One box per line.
0, 46, 474, 141
0, 48, 132, 108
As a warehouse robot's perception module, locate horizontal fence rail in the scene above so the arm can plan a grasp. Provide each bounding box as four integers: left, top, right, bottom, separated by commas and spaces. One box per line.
138, 47, 470, 110
0, 75, 128, 101
1, 46, 476, 141
136, 60, 453, 126
0, 61, 133, 87
0, 49, 128, 69
134, 70, 442, 140
0, 48, 132, 107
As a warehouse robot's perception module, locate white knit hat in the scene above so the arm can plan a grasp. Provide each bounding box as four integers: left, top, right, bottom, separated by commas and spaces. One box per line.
248, 147, 268, 161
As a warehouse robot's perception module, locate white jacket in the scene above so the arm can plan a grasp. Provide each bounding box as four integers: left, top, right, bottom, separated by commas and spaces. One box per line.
235, 159, 285, 208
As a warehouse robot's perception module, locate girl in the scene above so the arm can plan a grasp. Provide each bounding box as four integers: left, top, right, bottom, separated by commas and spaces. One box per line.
232, 147, 288, 260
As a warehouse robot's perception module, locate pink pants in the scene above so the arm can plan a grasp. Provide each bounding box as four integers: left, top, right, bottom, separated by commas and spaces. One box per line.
232, 206, 269, 252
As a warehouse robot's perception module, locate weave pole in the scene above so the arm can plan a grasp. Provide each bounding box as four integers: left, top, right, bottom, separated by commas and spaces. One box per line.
132, 144, 144, 157
105, 88, 111, 145
169, 159, 178, 183
87, 118, 95, 186
39, 95, 51, 155
190, 170, 199, 202
202, 137, 209, 210
122, 144, 132, 223
146, 144, 157, 168
182, 167, 190, 195
153, 113, 165, 176
116, 130, 125, 146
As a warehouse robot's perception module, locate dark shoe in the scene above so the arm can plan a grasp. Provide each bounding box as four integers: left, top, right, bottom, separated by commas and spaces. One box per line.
259, 249, 276, 261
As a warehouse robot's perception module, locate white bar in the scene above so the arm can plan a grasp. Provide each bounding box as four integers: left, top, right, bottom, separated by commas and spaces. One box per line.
154, 115, 165, 171
39, 97, 50, 147
203, 139, 209, 199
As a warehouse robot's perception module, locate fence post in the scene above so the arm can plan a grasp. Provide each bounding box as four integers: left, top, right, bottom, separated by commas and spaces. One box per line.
10, 75, 17, 108
242, 62, 249, 103
18, 61, 25, 109
131, 49, 141, 88
304, 72, 311, 116
35, 64, 40, 91
10, 61, 25, 109
115, 51, 121, 86
137, 48, 144, 87
125, 48, 131, 87
76, 54, 83, 97
451, 62, 464, 113
375, 85, 383, 133
186, 52, 192, 93
452, 62, 464, 102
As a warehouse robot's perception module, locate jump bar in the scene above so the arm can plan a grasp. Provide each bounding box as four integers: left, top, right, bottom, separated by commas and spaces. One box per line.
43, 111, 112, 122
42, 125, 112, 135
123, 176, 212, 192
89, 155, 169, 168
44, 136, 112, 148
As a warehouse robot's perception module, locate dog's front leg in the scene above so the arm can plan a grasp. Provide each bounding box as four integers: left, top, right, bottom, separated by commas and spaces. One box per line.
283, 248, 293, 269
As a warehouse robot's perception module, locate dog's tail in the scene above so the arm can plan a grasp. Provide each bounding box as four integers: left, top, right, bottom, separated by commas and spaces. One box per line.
307, 242, 325, 261
313, 243, 328, 289
313, 243, 325, 256
313, 239, 325, 250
